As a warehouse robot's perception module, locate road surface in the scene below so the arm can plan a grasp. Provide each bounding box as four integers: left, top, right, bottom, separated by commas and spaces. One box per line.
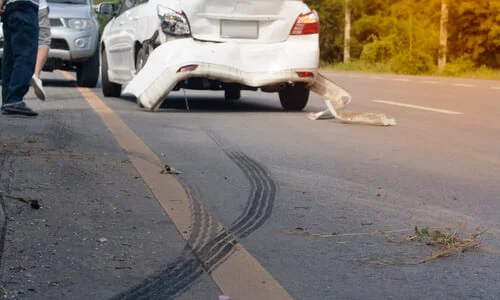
0, 70, 499, 299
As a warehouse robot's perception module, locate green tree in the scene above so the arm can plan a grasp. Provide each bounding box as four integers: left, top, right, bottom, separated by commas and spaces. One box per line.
307, 0, 499, 72
305, 0, 345, 62
447, 0, 500, 67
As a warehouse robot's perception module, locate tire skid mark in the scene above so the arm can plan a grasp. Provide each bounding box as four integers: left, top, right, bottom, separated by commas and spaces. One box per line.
113, 198, 210, 300
113, 131, 278, 299
226, 151, 276, 238
227, 151, 266, 233
113, 255, 204, 300
191, 150, 275, 268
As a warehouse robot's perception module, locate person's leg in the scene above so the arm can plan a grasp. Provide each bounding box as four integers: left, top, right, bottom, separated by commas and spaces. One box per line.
2, 5, 39, 116
34, 46, 49, 78
31, 7, 50, 101
1, 16, 13, 109
34, 7, 50, 78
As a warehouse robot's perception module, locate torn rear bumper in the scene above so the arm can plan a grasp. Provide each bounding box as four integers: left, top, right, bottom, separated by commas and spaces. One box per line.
123, 37, 319, 111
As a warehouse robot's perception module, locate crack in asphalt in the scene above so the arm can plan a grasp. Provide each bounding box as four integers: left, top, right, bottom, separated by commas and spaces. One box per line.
112, 131, 277, 300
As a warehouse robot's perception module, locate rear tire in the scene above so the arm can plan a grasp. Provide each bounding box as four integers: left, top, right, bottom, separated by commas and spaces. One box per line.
101, 49, 122, 97
279, 83, 310, 111
76, 48, 99, 87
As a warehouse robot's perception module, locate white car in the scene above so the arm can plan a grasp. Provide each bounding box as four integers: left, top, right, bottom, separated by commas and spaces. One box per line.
98, 0, 320, 111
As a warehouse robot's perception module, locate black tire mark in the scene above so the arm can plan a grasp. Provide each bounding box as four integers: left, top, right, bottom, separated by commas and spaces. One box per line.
226, 151, 277, 238
113, 255, 204, 300
113, 130, 277, 299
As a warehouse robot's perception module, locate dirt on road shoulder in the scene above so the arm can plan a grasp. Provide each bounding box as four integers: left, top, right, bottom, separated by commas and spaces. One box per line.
0, 113, 195, 299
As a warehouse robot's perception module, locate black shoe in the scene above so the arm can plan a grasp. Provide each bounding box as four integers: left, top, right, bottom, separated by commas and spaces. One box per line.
2, 104, 38, 116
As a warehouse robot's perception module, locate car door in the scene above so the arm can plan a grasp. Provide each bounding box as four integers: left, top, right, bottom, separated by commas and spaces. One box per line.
105, 0, 138, 83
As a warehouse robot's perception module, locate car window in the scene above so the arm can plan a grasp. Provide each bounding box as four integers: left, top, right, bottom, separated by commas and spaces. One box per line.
118, 0, 136, 15
135, 0, 147, 5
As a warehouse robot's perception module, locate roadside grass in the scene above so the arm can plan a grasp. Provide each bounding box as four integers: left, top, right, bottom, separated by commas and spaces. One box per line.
321, 60, 500, 81
284, 225, 488, 265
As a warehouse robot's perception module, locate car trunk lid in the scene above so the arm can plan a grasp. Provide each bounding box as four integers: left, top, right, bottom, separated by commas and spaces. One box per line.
180, 0, 296, 43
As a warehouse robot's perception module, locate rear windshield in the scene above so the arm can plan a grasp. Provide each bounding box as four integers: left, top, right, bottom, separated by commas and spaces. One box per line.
47, 0, 88, 4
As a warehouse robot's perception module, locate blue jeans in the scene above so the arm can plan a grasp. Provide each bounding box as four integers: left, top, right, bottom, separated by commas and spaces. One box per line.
1, 3, 39, 108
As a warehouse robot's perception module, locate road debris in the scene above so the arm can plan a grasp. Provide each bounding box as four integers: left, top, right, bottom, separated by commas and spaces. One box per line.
284, 225, 487, 264
6, 195, 40, 209
97, 237, 108, 243
308, 74, 397, 126
160, 164, 182, 175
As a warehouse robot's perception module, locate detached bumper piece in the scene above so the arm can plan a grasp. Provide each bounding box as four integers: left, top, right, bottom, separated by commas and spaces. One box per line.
308, 74, 396, 126
123, 38, 318, 111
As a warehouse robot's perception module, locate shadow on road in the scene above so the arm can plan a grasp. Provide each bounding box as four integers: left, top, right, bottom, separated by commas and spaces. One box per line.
40, 78, 311, 114
42, 78, 103, 89
41, 78, 77, 88
121, 94, 297, 114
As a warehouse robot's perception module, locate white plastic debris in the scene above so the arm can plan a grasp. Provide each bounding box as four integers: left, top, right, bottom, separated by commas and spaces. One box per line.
308, 74, 396, 126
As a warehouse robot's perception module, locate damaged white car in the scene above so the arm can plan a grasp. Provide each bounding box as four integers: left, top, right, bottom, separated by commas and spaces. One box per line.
98, 0, 320, 111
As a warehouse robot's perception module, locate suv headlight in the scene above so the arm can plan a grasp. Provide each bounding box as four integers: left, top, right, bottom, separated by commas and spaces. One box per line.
157, 5, 191, 36
65, 18, 93, 30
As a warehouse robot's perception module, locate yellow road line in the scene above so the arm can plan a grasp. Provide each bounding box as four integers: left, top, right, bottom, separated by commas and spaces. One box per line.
61, 72, 292, 300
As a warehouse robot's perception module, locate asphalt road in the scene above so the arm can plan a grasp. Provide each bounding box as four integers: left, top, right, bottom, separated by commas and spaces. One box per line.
1, 70, 499, 300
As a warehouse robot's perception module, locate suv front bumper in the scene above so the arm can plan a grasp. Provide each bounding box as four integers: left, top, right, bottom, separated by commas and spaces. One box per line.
47, 26, 98, 61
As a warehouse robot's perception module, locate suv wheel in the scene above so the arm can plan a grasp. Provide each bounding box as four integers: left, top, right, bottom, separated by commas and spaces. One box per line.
101, 49, 122, 97
279, 83, 310, 111
76, 48, 99, 88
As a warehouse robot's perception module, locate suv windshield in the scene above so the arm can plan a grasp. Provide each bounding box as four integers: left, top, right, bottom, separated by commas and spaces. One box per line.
47, 0, 87, 4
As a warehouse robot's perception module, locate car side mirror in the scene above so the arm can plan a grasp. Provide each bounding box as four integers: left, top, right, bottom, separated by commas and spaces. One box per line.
97, 2, 115, 16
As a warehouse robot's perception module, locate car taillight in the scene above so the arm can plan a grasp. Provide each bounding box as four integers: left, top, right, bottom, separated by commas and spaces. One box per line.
297, 71, 314, 78
177, 65, 198, 73
290, 11, 320, 35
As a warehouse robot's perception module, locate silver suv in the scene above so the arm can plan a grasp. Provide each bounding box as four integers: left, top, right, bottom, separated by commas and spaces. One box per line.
0, 0, 100, 87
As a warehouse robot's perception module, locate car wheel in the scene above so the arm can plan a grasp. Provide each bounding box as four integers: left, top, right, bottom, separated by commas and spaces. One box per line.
76, 48, 99, 88
279, 83, 310, 111
101, 49, 122, 97
135, 44, 152, 73
224, 89, 241, 102
134, 45, 151, 108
